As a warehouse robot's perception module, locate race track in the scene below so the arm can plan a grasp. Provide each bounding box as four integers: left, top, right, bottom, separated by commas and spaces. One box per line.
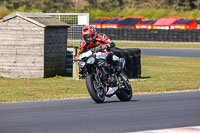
0, 91, 200, 133
141, 48, 200, 57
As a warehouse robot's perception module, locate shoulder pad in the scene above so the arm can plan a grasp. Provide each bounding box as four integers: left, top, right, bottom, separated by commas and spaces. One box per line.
98, 33, 107, 40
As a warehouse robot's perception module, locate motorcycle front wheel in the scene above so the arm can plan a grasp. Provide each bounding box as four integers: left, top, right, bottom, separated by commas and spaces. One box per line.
86, 74, 105, 103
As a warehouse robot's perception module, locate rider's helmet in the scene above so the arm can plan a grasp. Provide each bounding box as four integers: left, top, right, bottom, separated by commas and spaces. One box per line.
82, 26, 97, 44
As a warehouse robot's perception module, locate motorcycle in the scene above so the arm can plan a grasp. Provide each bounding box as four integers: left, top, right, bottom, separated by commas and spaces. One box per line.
73, 46, 132, 103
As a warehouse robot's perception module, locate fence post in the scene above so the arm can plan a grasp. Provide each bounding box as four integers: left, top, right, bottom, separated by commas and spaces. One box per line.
73, 46, 79, 80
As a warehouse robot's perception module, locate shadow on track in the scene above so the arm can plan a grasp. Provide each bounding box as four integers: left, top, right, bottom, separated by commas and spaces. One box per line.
94, 99, 139, 104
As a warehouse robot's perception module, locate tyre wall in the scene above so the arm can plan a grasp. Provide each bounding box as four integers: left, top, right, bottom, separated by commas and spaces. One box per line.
97, 28, 200, 42
112, 48, 141, 78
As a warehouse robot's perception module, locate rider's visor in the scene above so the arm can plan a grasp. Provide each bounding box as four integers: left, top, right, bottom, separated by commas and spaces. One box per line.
84, 34, 93, 41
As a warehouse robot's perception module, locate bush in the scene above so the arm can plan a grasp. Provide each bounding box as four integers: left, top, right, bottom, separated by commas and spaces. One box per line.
0, 6, 9, 19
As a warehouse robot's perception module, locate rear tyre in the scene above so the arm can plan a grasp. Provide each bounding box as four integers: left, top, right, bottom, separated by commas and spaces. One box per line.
86, 74, 105, 103
116, 73, 132, 101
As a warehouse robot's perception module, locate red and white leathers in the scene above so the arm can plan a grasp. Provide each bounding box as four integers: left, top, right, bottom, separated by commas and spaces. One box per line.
76, 33, 115, 58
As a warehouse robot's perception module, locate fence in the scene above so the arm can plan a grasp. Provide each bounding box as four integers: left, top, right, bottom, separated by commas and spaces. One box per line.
45, 13, 89, 44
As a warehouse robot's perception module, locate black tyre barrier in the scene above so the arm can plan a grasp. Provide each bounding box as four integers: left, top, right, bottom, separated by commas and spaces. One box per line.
112, 47, 141, 78
96, 28, 200, 42
66, 47, 141, 78
66, 50, 73, 76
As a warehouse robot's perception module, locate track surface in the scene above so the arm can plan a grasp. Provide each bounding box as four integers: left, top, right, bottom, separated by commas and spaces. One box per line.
0, 91, 200, 133
140, 48, 200, 57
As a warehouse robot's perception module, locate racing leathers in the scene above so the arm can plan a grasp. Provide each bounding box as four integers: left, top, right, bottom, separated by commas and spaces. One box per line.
76, 33, 119, 66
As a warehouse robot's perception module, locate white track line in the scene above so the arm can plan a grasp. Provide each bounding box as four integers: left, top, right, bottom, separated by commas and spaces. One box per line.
130, 126, 200, 133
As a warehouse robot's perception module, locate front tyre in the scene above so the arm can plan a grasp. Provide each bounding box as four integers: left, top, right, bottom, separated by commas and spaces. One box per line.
86, 74, 105, 103
116, 80, 132, 101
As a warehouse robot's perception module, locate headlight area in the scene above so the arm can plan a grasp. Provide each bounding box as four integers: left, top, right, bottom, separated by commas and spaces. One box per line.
86, 57, 95, 64
78, 61, 86, 68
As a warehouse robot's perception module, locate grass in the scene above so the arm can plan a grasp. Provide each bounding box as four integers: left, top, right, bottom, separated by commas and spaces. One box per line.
0, 56, 199, 102
68, 41, 200, 49
132, 56, 200, 93
0, 77, 89, 102
115, 42, 200, 49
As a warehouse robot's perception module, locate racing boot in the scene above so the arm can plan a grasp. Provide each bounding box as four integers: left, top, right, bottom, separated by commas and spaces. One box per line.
112, 55, 125, 72
106, 86, 118, 96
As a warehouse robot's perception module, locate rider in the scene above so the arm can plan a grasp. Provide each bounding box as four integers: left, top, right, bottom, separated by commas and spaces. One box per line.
75, 25, 121, 95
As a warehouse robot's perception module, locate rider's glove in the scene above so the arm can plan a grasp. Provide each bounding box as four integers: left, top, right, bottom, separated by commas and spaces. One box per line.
106, 43, 111, 48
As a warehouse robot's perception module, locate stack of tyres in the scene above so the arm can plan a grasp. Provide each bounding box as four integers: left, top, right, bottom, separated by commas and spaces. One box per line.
153, 30, 159, 41
197, 30, 200, 42
110, 28, 116, 40
112, 47, 141, 78
176, 30, 181, 42
191, 30, 198, 42
145, 29, 151, 41
131, 29, 137, 40
136, 29, 142, 41
187, 30, 193, 42
121, 48, 133, 78
182, 30, 188, 42
120, 28, 125, 40
172, 30, 178, 42
159, 30, 164, 41
127, 28, 133, 40
142, 29, 147, 41
168, 30, 173, 42
66, 47, 74, 76
149, 30, 155, 41
125, 48, 141, 78
163, 30, 169, 41
124, 28, 129, 40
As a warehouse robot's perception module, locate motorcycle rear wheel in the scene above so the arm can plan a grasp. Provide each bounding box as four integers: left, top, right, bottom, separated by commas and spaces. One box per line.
116, 75, 132, 101
86, 74, 105, 103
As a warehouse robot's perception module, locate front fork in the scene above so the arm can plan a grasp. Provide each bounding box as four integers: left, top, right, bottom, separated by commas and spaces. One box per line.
94, 68, 105, 93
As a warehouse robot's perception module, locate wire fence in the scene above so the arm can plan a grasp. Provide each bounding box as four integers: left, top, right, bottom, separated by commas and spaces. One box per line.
45, 13, 89, 45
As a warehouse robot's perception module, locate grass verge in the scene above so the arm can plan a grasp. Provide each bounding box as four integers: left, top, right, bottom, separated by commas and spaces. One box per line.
68, 41, 200, 49
115, 42, 200, 48
0, 56, 199, 102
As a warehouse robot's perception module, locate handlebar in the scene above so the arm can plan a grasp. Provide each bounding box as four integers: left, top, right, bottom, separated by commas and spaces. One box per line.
92, 45, 107, 52
73, 45, 108, 62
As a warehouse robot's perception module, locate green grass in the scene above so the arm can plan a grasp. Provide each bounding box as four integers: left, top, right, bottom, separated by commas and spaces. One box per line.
115, 42, 200, 48
0, 77, 89, 102
68, 41, 200, 49
0, 56, 199, 102
132, 56, 200, 93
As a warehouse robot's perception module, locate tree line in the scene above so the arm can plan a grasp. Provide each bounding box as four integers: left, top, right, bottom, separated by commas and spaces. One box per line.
1, 0, 200, 19
1, 0, 200, 12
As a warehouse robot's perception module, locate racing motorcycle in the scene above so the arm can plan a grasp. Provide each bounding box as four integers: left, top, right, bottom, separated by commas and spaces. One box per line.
73, 46, 132, 103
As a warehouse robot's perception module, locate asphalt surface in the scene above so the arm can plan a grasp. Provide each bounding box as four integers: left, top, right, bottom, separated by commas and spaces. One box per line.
0, 91, 200, 133
140, 48, 200, 57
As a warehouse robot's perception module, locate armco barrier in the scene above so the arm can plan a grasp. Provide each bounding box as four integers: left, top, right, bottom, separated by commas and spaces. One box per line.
96, 28, 200, 42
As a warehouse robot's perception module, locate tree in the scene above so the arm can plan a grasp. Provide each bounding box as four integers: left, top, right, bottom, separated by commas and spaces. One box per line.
98, 0, 120, 11
0, 6, 9, 18
173, 0, 194, 10
119, 0, 140, 9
